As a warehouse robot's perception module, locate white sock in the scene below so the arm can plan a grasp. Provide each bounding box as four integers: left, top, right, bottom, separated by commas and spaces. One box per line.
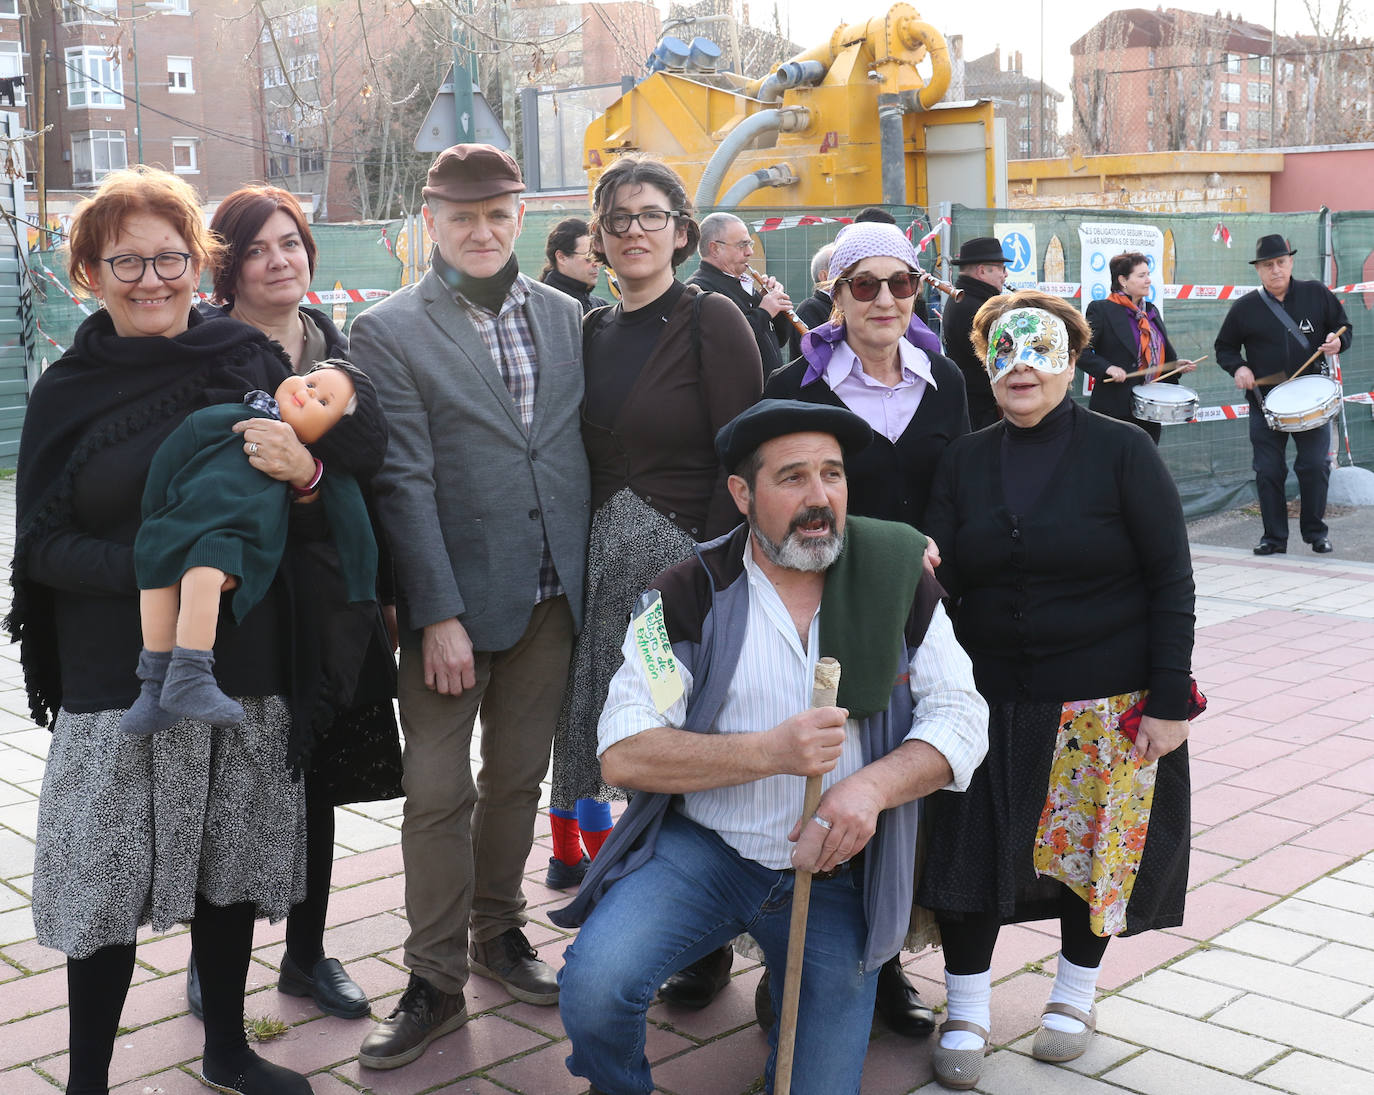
1044, 954, 1099, 1033
940, 969, 991, 1050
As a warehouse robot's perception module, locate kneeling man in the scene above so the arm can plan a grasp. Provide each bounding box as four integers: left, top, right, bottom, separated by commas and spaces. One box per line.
553, 400, 989, 1094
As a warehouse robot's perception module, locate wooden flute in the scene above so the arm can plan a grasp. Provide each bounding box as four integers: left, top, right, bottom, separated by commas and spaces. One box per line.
747, 264, 810, 337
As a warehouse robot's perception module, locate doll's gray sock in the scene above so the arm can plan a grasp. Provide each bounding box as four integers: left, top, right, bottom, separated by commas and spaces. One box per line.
120, 647, 178, 738
161, 647, 244, 728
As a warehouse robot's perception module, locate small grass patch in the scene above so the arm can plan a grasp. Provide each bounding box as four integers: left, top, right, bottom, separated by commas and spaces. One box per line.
244, 1015, 289, 1042
1022, 959, 1045, 973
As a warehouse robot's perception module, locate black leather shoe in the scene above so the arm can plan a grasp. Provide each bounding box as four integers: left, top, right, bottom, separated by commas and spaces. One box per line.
1253, 542, 1287, 555
358, 974, 467, 1070
754, 969, 775, 1031
279, 952, 370, 1019
200, 1045, 310, 1094
658, 944, 733, 1009
186, 953, 203, 1021
470, 927, 559, 1005
1311, 538, 1334, 553
874, 956, 936, 1037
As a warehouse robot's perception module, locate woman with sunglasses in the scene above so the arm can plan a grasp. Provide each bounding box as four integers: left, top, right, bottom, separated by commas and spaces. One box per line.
10, 168, 382, 1095
762, 220, 969, 1036
545, 156, 762, 916
918, 291, 1194, 1089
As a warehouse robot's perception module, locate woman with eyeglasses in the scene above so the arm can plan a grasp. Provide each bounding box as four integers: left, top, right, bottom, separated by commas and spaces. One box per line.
544, 155, 762, 908
760, 221, 970, 1036
540, 216, 611, 314
10, 168, 386, 1095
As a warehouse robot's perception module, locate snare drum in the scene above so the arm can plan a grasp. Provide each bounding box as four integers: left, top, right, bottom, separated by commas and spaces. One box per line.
1132, 382, 1199, 424
1262, 375, 1341, 433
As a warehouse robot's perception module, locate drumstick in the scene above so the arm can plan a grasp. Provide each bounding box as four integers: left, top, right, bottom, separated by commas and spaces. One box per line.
1256, 326, 1347, 386
1106, 355, 1207, 382
775, 657, 842, 1095
1288, 325, 1347, 382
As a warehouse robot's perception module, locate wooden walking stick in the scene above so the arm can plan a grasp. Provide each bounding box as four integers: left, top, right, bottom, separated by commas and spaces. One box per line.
774, 656, 842, 1095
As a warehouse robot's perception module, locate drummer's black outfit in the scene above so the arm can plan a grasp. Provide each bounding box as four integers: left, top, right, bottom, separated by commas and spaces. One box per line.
1215, 280, 1352, 551
1079, 298, 1180, 445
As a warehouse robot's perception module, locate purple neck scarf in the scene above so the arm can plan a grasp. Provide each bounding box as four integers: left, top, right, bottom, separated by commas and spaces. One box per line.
800, 316, 943, 385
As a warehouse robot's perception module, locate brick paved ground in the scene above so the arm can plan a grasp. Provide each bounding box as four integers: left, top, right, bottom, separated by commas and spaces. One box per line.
1, 474, 1372, 1094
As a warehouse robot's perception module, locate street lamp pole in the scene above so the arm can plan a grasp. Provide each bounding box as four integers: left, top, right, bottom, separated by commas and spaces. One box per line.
129, 0, 175, 165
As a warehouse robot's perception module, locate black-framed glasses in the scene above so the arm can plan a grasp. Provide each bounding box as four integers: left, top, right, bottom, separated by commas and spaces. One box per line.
835, 271, 919, 301
100, 251, 194, 283
603, 209, 680, 235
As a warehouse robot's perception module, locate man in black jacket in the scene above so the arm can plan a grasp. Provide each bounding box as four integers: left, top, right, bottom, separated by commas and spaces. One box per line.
942, 237, 1008, 430
1215, 234, 1351, 555
688, 212, 793, 374
789, 243, 835, 361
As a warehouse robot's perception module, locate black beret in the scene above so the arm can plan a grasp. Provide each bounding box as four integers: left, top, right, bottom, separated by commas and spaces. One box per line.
715, 398, 872, 473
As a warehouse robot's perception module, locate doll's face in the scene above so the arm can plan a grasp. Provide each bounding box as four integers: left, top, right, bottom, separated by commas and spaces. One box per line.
275, 368, 354, 444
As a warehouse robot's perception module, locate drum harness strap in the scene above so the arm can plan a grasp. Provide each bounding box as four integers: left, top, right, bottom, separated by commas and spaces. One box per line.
1258, 288, 1321, 367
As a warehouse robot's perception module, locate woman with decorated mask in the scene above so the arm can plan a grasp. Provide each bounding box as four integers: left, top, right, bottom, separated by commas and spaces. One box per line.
763, 219, 967, 1036
917, 290, 1198, 1090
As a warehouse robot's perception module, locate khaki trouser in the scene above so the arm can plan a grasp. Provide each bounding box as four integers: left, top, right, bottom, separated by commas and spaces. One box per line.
398, 595, 574, 994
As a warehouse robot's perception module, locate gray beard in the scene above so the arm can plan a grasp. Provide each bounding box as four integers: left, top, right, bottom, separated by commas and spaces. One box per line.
749, 513, 845, 573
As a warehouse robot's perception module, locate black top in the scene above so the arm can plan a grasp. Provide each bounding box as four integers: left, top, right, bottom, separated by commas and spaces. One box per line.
1215, 279, 1352, 411
764, 350, 970, 530
687, 260, 789, 375
542, 268, 613, 315
1078, 298, 1181, 424
941, 273, 1003, 430
1001, 395, 1074, 511
924, 401, 1195, 718
583, 280, 687, 427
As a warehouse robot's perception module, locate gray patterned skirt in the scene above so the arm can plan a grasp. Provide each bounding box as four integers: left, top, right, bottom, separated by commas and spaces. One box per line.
550, 487, 695, 810
33, 695, 307, 959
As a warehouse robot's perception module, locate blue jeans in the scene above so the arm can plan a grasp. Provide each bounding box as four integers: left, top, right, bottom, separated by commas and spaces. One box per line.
558, 809, 879, 1095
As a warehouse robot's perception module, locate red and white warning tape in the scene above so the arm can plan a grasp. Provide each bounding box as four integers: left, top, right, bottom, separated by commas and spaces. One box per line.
750, 215, 853, 232
301, 288, 391, 304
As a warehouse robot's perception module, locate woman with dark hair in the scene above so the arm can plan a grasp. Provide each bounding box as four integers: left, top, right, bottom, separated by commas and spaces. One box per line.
545, 156, 762, 918
1078, 251, 1197, 444
918, 290, 1196, 1089
540, 216, 611, 314
184, 185, 402, 1022
10, 167, 384, 1095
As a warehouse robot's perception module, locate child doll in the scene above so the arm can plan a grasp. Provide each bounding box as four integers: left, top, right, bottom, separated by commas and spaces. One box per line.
121, 360, 378, 736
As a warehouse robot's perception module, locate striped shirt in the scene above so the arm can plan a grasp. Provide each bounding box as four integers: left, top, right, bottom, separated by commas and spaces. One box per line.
599, 539, 988, 869
455, 274, 562, 604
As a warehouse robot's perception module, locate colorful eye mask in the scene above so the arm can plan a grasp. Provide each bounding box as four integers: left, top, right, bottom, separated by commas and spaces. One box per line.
986, 308, 1072, 384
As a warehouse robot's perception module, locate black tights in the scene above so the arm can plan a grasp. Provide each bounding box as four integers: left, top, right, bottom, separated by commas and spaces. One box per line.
284, 784, 335, 969
67, 897, 255, 1094
938, 885, 1110, 976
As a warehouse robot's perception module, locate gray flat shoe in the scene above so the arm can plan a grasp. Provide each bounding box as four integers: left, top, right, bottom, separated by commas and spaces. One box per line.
932, 1019, 990, 1090
1031, 1001, 1097, 1063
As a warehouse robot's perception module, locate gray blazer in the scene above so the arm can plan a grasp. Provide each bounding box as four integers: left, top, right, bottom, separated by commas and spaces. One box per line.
350, 267, 590, 652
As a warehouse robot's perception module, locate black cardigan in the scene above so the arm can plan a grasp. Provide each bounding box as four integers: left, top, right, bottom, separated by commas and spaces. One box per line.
764, 351, 970, 530
687, 260, 789, 375
923, 401, 1195, 719
1077, 298, 1181, 424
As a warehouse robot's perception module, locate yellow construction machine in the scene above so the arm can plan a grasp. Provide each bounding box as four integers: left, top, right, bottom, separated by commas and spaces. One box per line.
583, 4, 1002, 211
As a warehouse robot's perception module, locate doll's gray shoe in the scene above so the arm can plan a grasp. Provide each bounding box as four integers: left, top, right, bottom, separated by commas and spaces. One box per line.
120, 647, 177, 737
1030, 1002, 1096, 1063
932, 1020, 990, 1090
161, 646, 244, 728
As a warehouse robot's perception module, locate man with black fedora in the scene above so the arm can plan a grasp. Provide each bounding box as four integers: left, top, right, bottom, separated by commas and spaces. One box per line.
553, 399, 986, 1095
1215, 234, 1351, 554
942, 237, 1009, 429
351, 144, 591, 1067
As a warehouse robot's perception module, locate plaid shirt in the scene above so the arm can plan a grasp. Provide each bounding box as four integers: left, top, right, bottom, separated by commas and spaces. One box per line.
455, 274, 563, 604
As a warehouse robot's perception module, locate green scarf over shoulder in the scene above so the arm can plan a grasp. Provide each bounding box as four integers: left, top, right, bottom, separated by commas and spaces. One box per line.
819, 515, 927, 719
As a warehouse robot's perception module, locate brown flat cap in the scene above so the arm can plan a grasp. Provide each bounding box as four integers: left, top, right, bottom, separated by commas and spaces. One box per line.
423, 144, 523, 203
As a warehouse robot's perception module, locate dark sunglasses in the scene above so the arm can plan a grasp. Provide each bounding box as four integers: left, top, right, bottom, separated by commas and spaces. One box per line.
835, 271, 919, 302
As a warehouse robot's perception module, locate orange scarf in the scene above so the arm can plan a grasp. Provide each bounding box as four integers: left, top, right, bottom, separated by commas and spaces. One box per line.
1108, 292, 1164, 381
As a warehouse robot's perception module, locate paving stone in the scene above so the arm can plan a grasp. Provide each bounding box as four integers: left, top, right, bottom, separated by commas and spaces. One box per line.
976, 1048, 1128, 1094
1094, 996, 1284, 1074
1187, 785, 1273, 827
1348, 999, 1374, 1025
1190, 811, 1307, 860
1259, 898, 1374, 950
1299, 941, 1374, 987
1093, 931, 1197, 992
648, 1026, 766, 1095
1208, 992, 1374, 1070
1169, 881, 1277, 940
857, 1030, 935, 1094
1252, 1051, 1374, 1095
0, 1066, 62, 1093
1289, 814, 1374, 857
1116, 968, 1241, 1018
1296, 875, 1374, 915
1102, 1048, 1273, 1095
1221, 843, 1348, 896
1171, 948, 1370, 1014
1005, 1029, 1141, 1076
328, 844, 404, 890
109, 1067, 207, 1094
1210, 921, 1325, 964
1185, 849, 1239, 888
0, 829, 35, 879
1332, 856, 1374, 888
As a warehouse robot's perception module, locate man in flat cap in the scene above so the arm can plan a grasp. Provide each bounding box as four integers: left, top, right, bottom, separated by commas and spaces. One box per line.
552, 400, 988, 1094
352, 144, 590, 1068
1215, 234, 1351, 555
942, 237, 1009, 430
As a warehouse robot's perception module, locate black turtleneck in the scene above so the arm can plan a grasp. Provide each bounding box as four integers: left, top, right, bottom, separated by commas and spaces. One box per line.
432, 248, 520, 313
1000, 394, 1074, 513
583, 280, 687, 427
541, 268, 611, 315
